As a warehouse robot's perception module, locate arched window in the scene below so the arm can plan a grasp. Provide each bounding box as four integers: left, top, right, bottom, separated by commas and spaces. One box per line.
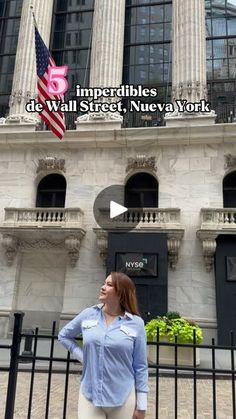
36, 174, 66, 208
125, 173, 158, 208
223, 171, 236, 207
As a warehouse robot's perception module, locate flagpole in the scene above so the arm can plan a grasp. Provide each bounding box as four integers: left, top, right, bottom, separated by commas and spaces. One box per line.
30, 5, 38, 29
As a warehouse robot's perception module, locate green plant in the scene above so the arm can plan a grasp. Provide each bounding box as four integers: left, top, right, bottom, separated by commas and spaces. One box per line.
145, 313, 203, 344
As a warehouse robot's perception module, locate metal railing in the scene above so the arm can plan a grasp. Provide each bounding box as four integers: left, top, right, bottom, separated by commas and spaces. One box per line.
35, 104, 236, 131
1, 313, 236, 419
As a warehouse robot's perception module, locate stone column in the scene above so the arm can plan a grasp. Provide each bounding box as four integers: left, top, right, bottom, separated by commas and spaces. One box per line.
165, 0, 215, 126
4, 0, 54, 129
77, 0, 126, 131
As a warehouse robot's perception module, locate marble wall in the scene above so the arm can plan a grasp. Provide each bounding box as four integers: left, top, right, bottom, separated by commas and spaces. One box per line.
0, 140, 234, 337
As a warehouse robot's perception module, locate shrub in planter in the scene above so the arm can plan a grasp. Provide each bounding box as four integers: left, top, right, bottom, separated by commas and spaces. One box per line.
145, 312, 203, 366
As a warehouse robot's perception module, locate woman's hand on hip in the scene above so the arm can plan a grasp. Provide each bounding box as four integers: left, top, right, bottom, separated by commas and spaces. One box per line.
132, 409, 146, 419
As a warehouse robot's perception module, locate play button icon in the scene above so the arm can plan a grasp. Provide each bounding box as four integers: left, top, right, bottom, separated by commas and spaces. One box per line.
93, 185, 140, 232
110, 201, 128, 219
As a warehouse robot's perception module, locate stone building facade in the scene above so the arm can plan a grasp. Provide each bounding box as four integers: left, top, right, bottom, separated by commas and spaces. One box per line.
0, 0, 236, 344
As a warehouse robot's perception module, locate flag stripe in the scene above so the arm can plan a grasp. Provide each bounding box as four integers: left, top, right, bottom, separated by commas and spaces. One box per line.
38, 96, 65, 133
34, 26, 65, 140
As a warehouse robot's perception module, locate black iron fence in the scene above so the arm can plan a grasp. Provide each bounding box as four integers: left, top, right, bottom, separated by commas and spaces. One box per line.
1, 312, 236, 419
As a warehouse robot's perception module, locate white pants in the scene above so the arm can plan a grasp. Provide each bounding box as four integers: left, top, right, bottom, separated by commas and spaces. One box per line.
78, 387, 136, 419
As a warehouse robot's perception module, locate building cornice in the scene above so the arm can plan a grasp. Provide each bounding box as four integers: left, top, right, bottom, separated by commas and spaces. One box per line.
0, 123, 235, 149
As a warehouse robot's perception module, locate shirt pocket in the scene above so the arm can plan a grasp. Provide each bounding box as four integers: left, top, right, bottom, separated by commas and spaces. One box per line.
120, 325, 137, 339
81, 319, 98, 329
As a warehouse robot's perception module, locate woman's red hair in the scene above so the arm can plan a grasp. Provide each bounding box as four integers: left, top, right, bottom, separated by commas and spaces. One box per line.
110, 271, 140, 316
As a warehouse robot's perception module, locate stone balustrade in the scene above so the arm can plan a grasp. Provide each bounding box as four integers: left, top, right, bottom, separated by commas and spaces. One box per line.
200, 208, 236, 229
99, 207, 181, 229
3, 208, 84, 228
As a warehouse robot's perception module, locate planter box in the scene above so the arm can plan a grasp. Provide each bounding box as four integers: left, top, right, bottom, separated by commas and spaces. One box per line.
148, 337, 200, 366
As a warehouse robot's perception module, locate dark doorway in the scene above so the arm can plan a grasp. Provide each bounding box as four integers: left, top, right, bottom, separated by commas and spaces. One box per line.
125, 173, 158, 208
36, 174, 66, 207
223, 171, 236, 207
107, 232, 168, 323
215, 235, 236, 345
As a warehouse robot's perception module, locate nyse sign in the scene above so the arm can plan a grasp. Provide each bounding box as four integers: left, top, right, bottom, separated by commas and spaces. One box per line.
116, 253, 158, 277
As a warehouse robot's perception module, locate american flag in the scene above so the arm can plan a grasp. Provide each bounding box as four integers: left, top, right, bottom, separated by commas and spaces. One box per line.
34, 26, 65, 140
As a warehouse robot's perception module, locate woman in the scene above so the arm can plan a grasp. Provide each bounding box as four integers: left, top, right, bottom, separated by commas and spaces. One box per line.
58, 271, 148, 419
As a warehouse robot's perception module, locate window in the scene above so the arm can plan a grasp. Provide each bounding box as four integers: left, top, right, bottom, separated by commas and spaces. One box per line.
206, 0, 236, 113
123, 1, 172, 127
125, 173, 158, 208
50, 0, 94, 128
0, 0, 23, 117
36, 174, 66, 208
223, 171, 236, 207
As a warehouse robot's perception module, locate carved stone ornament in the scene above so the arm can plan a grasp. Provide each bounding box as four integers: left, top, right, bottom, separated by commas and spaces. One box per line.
37, 157, 66, 174
196, 231, 217, 272
202, 238, 217, 273
126, 156, 157, 173
2, 235, 19, 266
224, 154, 236, 170
78, 111, 123, 123
93, 229, 108, 266
65, 234, 85, 268
1, 233, 85, 268
167, 235, 182, 271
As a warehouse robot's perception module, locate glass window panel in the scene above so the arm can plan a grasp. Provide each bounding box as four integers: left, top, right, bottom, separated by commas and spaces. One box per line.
136, 45, 149, 64
164, 62, 171, 81
206, 19, 212, 36
0, 1, 5, 17
212, 1, 226, 18
164, 22, 171, 40
164, 4, 172, 22
0, 35, 18, 54
149, 44, 162, 63
125, 25, 136, 43
0, 55, 15, 73
150, 23, 163, 42
213, 58, 229, 78
124, 46, 135, 65
207, 60, 213, 79
137, 6, 149, 24
212, 18, 227, 36
123, 66, 135, 84
0, 74, 13, 93
150, 64, 163, 83
229, 58, 236, 77
136, 25, 149, 43
125, 8, 137, 26
150, 6, 164, 24
163, 43, 171, 62
135, 65, 149, 84
228, 40, 236, 57
55, 15, 67, 31
52, 32, 65, 49
207, 40, 213, 59
213, 39, 228, 58
228, 18, 236, 35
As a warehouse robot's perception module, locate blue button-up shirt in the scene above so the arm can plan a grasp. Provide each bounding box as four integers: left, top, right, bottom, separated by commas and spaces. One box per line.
58, 304, 148, 409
